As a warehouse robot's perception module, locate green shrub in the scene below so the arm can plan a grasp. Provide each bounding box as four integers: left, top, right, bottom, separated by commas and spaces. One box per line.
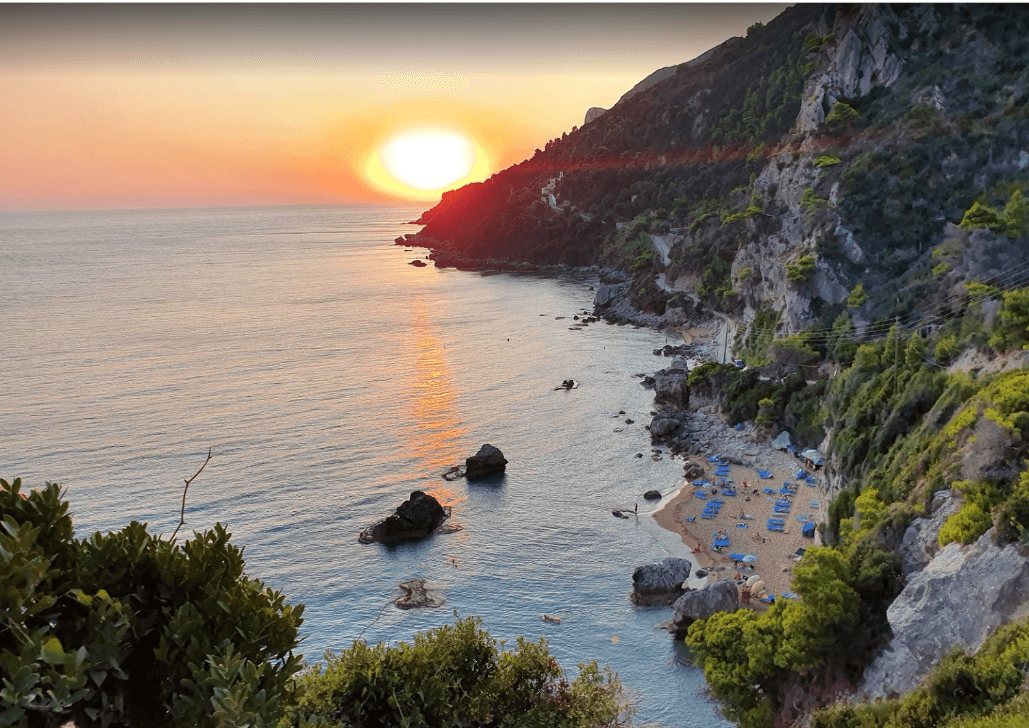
283, 617, 630, 728
787, 254, 817, 282
0, 478, 304, 728
958, 201, 1007, 233
989, 288, 1029, 352
847, 283, 868, 308
801, 189, 829, 215
938, 501, 993, 546
935, 334, 961, 364
825, 101, 859, 127
1004, 189, 1028, 237
814, 155, 842, 168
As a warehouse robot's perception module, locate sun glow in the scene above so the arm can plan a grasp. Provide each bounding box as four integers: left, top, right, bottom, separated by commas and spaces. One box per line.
363, 125, 491, 201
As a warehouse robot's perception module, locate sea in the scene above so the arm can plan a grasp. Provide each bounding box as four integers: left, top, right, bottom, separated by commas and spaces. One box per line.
0, 205, 732, 728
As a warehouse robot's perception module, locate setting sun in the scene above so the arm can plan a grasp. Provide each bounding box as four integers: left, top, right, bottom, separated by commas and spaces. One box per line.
363, 124, 492, 201
380, 130, 474, 191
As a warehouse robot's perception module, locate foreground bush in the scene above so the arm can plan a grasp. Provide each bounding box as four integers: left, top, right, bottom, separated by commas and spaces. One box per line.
282, 617, 632, 728
0, 477, 304, 728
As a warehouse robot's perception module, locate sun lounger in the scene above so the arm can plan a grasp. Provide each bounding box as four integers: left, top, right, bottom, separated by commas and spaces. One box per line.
763, 487, 777, 495
780, 592, 797, 600
707, 456, 721, 462
796, 468, 806, 479
736, 522, 748, 528
692, 480, 710, 486
767, 517, 785, 525
774, 507, 791, 515
766, 524, 784, 532
685, 516, 696, 522
808, 500, 819, 508
758, 593, 775, 603
728, 552, 747, 561
757, 469, 773, 479
695, 492, 707, 499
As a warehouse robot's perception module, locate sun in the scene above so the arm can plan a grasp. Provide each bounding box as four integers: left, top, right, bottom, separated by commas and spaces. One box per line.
380, 130, 474, 191
363, 125, 491, 201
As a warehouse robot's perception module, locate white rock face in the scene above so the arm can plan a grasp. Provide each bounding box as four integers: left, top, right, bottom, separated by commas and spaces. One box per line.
859, 529, 1029, 700
796, 6, 905, 133
898, 491, 962, 574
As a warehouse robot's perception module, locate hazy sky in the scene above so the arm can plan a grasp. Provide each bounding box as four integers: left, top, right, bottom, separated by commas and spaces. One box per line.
0, 3, 789, 210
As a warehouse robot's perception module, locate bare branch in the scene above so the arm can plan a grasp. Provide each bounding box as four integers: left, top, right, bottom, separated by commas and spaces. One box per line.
170, 448, 212, 542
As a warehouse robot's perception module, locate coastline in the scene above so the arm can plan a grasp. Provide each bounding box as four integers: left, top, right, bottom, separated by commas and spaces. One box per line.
407, 231, 820, 606
640, 320, 823, 601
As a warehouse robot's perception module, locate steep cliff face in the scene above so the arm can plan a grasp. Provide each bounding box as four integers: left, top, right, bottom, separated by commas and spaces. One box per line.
859, 528, 1029, 700
409, 4, 1029, 351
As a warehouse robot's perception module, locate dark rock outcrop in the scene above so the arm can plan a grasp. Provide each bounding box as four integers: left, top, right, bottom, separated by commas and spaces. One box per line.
359, 491, 450, 544
465, 443, 508, 479
653, 368, 690, 407
632, 557, 692, 605
644, 490, 662, 500
667, 579, 740, 637
409, 259, 427, 267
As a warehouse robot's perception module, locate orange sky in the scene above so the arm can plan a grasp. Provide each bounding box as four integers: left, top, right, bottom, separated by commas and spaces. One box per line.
0, 3, 788, 211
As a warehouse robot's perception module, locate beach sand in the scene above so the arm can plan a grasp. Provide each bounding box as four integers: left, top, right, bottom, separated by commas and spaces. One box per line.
653, 446, 822, 602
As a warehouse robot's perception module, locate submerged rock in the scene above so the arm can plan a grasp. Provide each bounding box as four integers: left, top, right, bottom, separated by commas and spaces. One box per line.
395, 578, 445, 609
465, 443, 508, 479
359, 491, 450, 544
632, 557, 692, 606
667, 580, 740, 637
643, 490, 662, 500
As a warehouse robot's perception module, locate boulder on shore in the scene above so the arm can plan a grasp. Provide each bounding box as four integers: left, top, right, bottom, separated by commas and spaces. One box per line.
359, 491, 450, 544
632, 557, 692, 606
466, 444, 508, 479
653, 368, 690, 407
666, 579, 740, 637
643, 490, 662, 500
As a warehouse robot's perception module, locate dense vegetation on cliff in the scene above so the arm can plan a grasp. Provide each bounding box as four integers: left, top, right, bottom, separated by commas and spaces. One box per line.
682, 282, 1029, 727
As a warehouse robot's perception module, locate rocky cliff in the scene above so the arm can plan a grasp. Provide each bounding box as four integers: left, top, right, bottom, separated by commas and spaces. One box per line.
860, 528, 1029, 700
401, 4, 1029, 723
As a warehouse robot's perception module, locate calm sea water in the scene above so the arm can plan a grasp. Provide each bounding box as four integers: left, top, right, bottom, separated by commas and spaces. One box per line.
0, 205, 731, 727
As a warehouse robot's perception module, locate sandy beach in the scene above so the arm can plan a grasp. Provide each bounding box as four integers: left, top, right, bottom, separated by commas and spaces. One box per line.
653, 433, 823, 602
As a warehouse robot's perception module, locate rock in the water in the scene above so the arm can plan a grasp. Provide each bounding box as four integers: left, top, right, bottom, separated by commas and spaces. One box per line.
667, 579, 740, 636
409, 259, 427, 267
395, 578, 445, 609
632, 557, 692, 606
465, 443, 508, 479
859, 528, 1029, 700
359, 491, 450, 544
643, 490, 662, 500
